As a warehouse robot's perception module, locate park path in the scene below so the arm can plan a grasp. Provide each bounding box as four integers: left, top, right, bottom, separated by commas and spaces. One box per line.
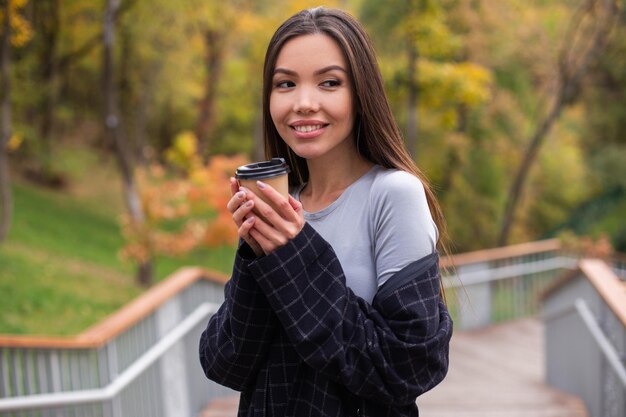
200, 319, 588, 417
416, 318, 588, 417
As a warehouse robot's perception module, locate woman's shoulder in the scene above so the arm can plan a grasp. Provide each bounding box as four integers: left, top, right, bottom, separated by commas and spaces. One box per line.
370, 166, 426, 200
368, 166, 433, 224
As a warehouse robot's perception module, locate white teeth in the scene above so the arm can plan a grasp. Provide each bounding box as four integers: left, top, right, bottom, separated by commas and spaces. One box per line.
294, 125, 323, 133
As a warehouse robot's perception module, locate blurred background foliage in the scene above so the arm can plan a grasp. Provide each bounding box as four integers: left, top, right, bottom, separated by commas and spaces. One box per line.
1, 0, 625, 295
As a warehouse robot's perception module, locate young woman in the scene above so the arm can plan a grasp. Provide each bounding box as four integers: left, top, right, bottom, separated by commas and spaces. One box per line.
199, 7, 452, 417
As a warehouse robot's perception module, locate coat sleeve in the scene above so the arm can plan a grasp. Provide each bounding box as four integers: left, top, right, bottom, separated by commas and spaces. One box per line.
247, 223, 453, 406
198, 243, 278, 391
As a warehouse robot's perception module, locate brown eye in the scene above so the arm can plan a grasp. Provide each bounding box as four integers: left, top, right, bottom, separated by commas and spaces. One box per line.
321, 79, 341, 88
275, 80, 296, 88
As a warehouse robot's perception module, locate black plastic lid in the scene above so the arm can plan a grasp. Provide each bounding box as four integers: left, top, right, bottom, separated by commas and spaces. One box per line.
235, 158, 290, 180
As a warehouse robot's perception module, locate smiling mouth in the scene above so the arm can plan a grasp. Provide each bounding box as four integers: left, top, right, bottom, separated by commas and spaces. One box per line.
291, 124, 327, 133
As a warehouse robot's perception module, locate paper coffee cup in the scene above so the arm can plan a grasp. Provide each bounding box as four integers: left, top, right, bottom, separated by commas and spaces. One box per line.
235, 158, 290, 221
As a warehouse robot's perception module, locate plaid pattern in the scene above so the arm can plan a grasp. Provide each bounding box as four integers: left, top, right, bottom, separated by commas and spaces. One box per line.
199, 223, 452, 417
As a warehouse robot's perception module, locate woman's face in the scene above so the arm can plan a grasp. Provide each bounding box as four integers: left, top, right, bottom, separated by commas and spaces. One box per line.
269, 33, 355, 163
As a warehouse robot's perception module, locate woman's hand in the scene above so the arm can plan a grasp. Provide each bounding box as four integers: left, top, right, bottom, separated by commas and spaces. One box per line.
241, 180, 304, 256
227, 177, 263, 257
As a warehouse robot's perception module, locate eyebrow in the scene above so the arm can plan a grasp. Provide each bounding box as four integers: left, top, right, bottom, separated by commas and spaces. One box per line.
273, 65, 348, 77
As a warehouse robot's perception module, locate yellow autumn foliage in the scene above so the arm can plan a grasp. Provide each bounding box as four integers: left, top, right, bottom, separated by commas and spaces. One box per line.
0, 0, 32, 47
6, 133, 23, 152
164, 131, 202, 174
419, 59, 492, 109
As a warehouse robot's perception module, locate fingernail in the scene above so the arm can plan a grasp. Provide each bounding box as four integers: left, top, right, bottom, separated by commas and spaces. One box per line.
245, 200, 253, 208
236, 191, 245, 199
246, 216, 255, 224
256, 180, 266, 189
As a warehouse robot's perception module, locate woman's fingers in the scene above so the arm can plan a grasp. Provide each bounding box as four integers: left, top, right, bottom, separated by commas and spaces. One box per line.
248, 223, 286, 255
224, 178, 264, 257
238, 216, 264, 257
248, 213, 289, 247
226, 189, 246, 214
238, 182, 305, 254
254, 181, 302, 222
227, 178, 255, 225
288, 194, 303, 215
243, 182, 304, 230
238, 216, 256, 239
230, 177, 239, 196
227, 177, 242, 213
232, 198, 254, 225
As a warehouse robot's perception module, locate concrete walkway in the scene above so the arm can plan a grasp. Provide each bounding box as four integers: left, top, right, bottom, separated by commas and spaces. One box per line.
201, 319, 588, 417
417, 318, 588, 417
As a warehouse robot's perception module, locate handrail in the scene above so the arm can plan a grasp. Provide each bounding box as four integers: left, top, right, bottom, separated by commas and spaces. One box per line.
579, 259, 626, 327
544, 259, 626, 327
440, 238, 562, 268
443, 255, 577, 287
0, 267, 228, 349
0, 302, 220, 411
543, 298, 626, 388
574, 299, 626, 388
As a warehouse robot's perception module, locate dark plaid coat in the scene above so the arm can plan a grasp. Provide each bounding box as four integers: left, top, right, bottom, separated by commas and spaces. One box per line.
199, 223, 452, 417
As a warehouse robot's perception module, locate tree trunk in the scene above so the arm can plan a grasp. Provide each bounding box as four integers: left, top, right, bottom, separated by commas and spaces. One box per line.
103, 0, 152, 286
58, 0, 136, 72
0, 0, 12, 242
119, 12, 153, 166
440, 105, 468, 195
498, 0, 619, 246
194, 29, 224, 158
35, 0, 60, 177
119, 21, 138, 162
498, 95, 566, 246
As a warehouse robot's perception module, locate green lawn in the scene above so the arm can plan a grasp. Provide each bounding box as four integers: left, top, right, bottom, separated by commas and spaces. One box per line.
0, 150, 235, 336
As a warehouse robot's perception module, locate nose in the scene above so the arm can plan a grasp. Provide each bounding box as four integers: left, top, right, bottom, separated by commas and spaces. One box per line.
293, 86, 320, 114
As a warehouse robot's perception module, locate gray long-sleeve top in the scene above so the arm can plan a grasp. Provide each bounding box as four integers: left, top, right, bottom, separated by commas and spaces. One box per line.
293, 165, 438, 303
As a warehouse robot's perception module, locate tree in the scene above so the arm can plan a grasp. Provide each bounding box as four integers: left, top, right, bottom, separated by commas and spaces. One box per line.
103, 0, 152, 286
31, 0, 59, 180
190, 1, 231, 158
0, 0, 12, 242
498, 0, 621, 245
13, 0, 136, 186
186, 0, 261, 158
0, 0, 31, 242
360, 0, 491, 161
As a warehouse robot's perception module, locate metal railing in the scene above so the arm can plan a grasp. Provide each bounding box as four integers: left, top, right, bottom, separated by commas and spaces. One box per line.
442, 242, 577, 330
0, 240, 623, 417
610, 255, 626, 280
0, 273, 235, 417
544, 299, 626, 417
542, 258, 626, 417
0, 302, 216, 412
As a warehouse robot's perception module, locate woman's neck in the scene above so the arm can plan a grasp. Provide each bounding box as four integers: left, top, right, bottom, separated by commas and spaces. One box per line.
300, 153, 373, 212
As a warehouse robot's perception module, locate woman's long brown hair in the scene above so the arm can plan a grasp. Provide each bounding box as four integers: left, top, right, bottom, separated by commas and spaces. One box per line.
262, 7, 452, 277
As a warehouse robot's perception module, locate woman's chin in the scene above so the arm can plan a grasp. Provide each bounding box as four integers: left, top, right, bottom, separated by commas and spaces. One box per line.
290, 146, 325, 161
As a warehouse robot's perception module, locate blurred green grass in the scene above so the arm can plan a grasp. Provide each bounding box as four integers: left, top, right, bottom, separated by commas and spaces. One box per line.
0, 149, 235, 336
